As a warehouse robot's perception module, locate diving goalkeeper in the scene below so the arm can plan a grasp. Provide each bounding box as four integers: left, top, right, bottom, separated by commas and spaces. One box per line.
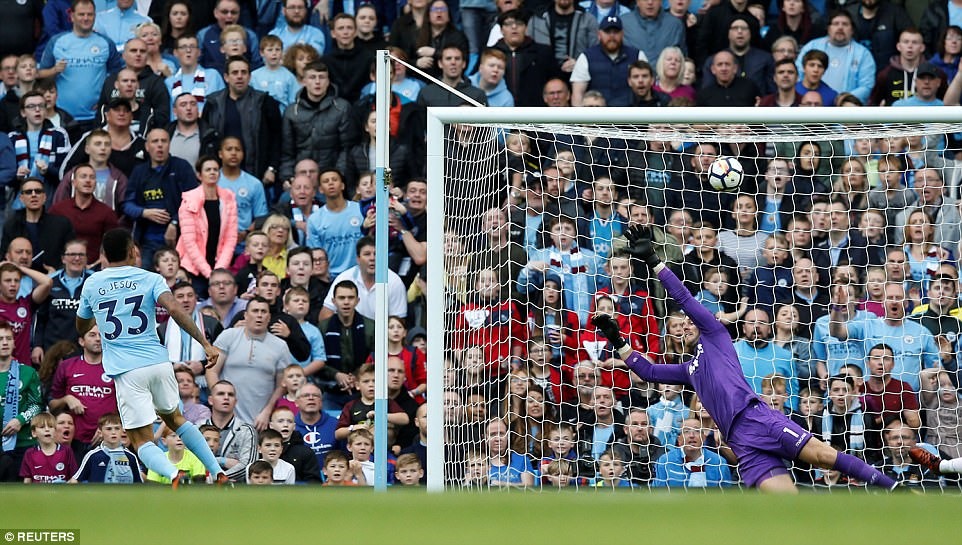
591, 226, 898, 492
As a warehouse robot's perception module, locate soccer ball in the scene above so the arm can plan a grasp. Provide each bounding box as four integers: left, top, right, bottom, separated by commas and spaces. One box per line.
708, 156, 744, 192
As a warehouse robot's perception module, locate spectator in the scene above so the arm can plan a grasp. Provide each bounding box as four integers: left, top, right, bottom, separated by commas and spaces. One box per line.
269, 406, 322, 483
0, 261, 51, 373
48, 164, 119, 264
829, 282, 939, 392
93, 0, 150, 50
810, 198, 872, 286
467, 207, 526, 302
203, 56, 282, 185
208, 297, 291, 429
763, 0, 822, 52
528, 0, 598, 76
250, 35, 299, 112
570, 16, 645, 107
8, 90, 71, 195
928, 25, 962, 82
795, 49, 837, 107
34, 241, 94, 358
892, 168, 961, 254
653, 416, 733, 488
279, 247, 327, 324
417, 45, 487, 107
891, 62, 944, 107
910, 272, 962, 383
848, 0, 913, 72
158, 281, 224, 379
1, 177, 75, 272
306, 169, 364, 277
468, 48, 514, 107
491, 11, 558, 107
166, 93, 220, 168
317, 280, 374, 410
216, 136, 269, 243
333, 363, 409, 441
46, 325, 114, 460
97, 39, 171, 133
863, 343, 922, 447
69, 413, 144, 484
622, 0, 685, 63
627, 60, 670, 107
0, 0, 42, 60
388, 0, 428, 62
876, 418, 942, 489
165, 34, 227, 116
797, 10, 876, 104
204, 380, 258, 482
159, 0, 194, 54
485, 417, 536, 487
702, 14, 774, 95
271, 174, 321, 246
872, 28, 929, 106
270, 0, 326, 54
280, 61, 355, 181
0, 321, 42, 482
919, 368, 962, 460
197, 0, 263, 74
820, 374, 868, 457
735, 307, 798, 407
293, 383, 337, 469
60, 96, 146, 179
770, 35, 800, 64
322, 14, 376, 103
176, 155, 239, 294
694, 0, 760, 66
138, 22, 176, 78
696, 49, 759, 106
198, 268, 248, 328
653, 46, 696, 100
37, 0, 123, 132
122, 128, 197, 268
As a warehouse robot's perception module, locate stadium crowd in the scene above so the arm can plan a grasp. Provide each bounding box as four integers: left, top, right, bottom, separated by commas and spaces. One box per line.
0, 0, 961, 489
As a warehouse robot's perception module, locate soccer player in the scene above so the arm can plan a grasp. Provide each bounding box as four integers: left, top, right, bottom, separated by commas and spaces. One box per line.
590, 226, 899, 492
910, 445, 962, 476
76, 228, 228, 488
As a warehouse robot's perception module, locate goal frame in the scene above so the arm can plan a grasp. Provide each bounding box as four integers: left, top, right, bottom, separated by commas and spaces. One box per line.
424, 105, 962, 492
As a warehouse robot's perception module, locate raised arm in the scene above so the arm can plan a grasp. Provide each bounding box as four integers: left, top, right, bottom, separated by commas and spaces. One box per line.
591, 314, 692, 387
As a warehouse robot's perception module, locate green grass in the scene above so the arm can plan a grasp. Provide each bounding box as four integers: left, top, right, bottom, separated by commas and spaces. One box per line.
1, 486, 958, 544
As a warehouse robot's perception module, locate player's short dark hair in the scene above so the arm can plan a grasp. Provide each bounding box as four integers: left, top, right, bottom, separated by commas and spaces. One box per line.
258, 429, 283, 444
102, 228, 134, 263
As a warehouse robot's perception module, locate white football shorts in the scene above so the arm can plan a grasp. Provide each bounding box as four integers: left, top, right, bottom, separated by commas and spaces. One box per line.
113, 362, 179, 429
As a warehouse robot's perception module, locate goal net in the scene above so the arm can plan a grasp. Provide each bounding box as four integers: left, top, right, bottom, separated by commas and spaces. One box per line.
424, 107, 962, 492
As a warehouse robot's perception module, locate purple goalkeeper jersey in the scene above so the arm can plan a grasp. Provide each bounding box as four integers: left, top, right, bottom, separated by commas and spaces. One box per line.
624, 267, 760, 438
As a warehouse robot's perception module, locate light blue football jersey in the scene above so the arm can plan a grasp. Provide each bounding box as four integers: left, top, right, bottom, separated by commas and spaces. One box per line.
77, 266, 171, 376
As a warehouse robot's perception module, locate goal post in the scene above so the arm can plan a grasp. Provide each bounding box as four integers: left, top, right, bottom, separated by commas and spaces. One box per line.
426, 106, 962, 492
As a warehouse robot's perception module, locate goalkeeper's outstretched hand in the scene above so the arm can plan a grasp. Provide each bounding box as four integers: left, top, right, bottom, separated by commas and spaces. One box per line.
623, 225, 661, 269
591, 313, 627, 350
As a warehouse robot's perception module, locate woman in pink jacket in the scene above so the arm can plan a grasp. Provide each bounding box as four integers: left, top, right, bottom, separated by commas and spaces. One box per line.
176, 155, 239, 297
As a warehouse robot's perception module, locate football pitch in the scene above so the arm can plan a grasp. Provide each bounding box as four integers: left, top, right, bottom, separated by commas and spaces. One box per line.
2, 487, 959, 544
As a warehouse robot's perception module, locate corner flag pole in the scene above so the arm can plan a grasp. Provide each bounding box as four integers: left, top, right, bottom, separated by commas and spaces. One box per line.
373, 48, 391, 492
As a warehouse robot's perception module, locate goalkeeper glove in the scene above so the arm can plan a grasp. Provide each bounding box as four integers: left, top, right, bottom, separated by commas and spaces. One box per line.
591, 314, 627, 350
623, 225, 661, 269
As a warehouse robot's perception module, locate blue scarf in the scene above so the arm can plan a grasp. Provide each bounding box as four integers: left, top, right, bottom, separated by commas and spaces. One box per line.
2, 361, 21, 452
821, 398, 865, 451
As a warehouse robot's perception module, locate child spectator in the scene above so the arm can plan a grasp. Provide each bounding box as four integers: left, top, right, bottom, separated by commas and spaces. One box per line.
283, 287, 328, 378
541, 458, 576, 488
394, 453, 424, 486
219, 25, 250, 63
275, 364, 306, 415
695, 266, 727, 316
344, 427, 395, 486
234, 231, 270, 296
199, 424, 222, 457
455, 267, 527, 376
247, 460, 274, 485
593, 252, 661, 363
250, 35, 299, 111
577, 295, 638, 400
591, 449, 633, 488
146, 426, 208, 484
742, 233, 793, 312
71, 413, 145, 484
322, 450, 364, 486
760, 373, 789, 414
537, 422, 579, 475
524, 337, 574, 407
858, 266, 887, 318
20, 412, 77, 484
462, 450, 489, 488
527, 272, 580, 368
153, 246, 182, 290
373, 316, 427, 403
248, 429, 296, 485
269, 406, 322, 483
647, 383, 689, 448
821, 375, 866, 457
857, 208, 888, 265
334, 364, 410, 440
54, 411, 75, 446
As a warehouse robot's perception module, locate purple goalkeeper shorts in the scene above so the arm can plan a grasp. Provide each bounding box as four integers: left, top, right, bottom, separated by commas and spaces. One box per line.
726, 401, 813, 488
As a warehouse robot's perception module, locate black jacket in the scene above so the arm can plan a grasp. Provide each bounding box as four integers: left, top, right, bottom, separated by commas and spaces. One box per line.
99, 69, 171, 131
280, 88, 357, 180
493, 37, 560, 107
282, 430, 323, 483
321, 45, 376, 104
36, 269, 94, 350
203, 87, 282, 180
165, 119, 221, 160
0, 209, 75, 271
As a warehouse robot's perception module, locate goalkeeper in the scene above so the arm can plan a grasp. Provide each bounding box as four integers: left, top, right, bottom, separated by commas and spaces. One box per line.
591, 226, 898, 492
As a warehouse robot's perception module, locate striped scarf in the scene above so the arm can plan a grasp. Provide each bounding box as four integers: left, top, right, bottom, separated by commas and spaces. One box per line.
549, 247, 587, 274
12, 131, 53, 173
171, 67, 208, 107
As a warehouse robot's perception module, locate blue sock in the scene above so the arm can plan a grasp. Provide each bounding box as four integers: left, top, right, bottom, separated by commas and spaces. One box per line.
833, 451, 897, 489
137, 442, 179, 481
177, 421, 225, 477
